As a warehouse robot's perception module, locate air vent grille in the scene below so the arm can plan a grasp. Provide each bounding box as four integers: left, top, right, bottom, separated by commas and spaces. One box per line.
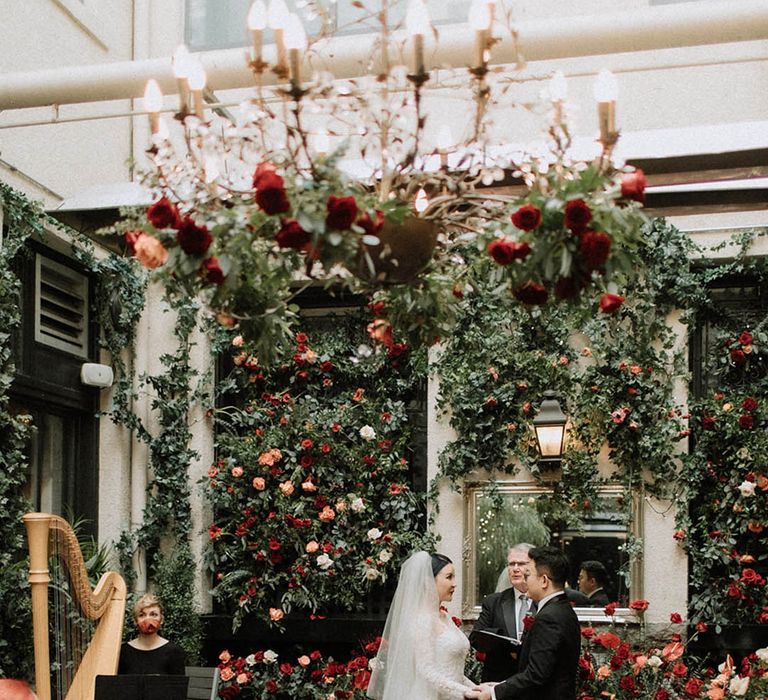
34, 255, 89, 358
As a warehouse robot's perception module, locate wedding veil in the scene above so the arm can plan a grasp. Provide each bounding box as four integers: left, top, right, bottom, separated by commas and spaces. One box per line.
367, 551, 439, 700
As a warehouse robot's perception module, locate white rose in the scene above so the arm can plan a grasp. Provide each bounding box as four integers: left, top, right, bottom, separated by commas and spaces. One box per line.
263, 650, 278, 663
350, 497, 365, 512
378, 549, 392, 563
245, 654, 256, 665
738, 480, 756, 497
646, 655, 662, 669
737, 447, 751, 460
367, 527, 383, 540
357, 344, 373, 358
729, 676, 750, 695
756, 646, 768, 663
364, 567, 380, 581
359, 425, 376, 441
317, 553, 334, 570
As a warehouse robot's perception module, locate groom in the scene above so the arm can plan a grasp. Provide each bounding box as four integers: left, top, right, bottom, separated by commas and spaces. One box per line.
472, 546, 581, 700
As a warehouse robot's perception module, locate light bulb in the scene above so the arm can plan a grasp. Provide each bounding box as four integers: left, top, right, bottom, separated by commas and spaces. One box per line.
188, 58, 207, 91
414, 188, 429, 213
247, 0, 267, 30
406, 0, 431, 37
143, 80, 163, 113
549, 70, 567, 102
268, 0, 290, 30
172, 44, 192, 79
436, 124, 453, 151
284, 13, 307, 51
594, 69, 618, 103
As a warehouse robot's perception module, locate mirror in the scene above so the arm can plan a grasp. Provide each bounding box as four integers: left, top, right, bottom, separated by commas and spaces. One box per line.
463, 481, 641, 619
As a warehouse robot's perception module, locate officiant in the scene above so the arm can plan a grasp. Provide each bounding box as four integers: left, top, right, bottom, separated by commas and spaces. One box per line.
469, 543, 536, 682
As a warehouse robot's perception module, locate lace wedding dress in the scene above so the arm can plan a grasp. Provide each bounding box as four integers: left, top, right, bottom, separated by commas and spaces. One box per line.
414, 612, 475, 700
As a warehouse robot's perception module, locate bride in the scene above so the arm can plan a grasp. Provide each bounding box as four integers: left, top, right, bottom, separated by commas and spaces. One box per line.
367, 551, 480, 700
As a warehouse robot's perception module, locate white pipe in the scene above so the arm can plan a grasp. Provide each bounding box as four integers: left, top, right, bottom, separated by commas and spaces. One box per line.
1, 0, 767, 111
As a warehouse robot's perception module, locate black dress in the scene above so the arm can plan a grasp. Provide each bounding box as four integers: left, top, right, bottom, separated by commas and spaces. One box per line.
118, 641, 186, 675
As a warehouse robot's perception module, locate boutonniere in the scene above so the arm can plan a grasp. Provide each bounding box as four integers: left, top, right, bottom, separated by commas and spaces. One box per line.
522, 614, 536, 632
451, 616, 462, 628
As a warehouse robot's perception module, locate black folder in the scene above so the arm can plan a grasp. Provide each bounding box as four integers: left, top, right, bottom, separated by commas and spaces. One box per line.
470, 629, 521, 655
95, 674, 189, 700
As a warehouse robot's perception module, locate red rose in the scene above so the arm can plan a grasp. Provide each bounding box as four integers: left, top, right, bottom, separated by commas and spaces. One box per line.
672, 662, 688, 678
619, 676, 636, 693
564, 199, 592, 233
352, 670, 371, 690
253, 163, 290, 215
147, 196, 180, 229
593, 631, 621, 649
731, 348, 746, 364
176, 217, 213, 255
579, 230, 612, 270
522, 614, 535, 631
514, 281, 548, 305
740, 568, 765, 586
739, 414, 754, 429
201, 257, 225, 285
702, 415, 716, 430
510, 204, 542, 231
487, 238, 517, 265
683, 678, 703, 697
580, 627, 595, 639
451, 616, 462, 627
603, 602, 618, 617
279, 662, 294, 675
742, 397, 758, 412
265, 680, 278, 693
739, 330, 753, 346
357, 209, 385, 236
629, 599, 649, 612
475, 651, 486, 663
599, 293, 625, 314
655, 691, 670, 700
620, 169, 647, 203
670, 612, 683, 624
695, 622, 708, 633
276, 219, 312, 251
326, 195, 358, 230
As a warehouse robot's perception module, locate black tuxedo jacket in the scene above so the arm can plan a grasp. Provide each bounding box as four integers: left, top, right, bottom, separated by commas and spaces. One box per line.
469, 588, 524, 682
587, 588, 610, 607
493, 593, 581, 700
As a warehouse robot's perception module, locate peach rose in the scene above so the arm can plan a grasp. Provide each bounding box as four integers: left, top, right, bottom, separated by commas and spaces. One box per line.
269, 607, 284, 621
298, 655, 310, 667
252, 477, 266, 490
220, 667, 234, 682
279, 480, 295, 496
231, 466, 244, 478
319, 506, 335, 522
306, 540, 319, 553
236, 673, 248, 685
301, 480, 317, 492
597, 666, 612, 680
219, 650, 231, 663
133, 233, 168, 269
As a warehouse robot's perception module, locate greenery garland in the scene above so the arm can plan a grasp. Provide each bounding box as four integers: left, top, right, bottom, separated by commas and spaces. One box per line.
0, 183, 41, 676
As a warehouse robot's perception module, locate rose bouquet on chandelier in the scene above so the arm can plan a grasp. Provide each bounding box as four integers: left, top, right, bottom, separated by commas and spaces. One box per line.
481, 70, 649, 314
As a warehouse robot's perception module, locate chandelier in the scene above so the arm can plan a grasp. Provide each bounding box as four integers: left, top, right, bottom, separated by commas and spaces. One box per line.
121, 0, 648, 364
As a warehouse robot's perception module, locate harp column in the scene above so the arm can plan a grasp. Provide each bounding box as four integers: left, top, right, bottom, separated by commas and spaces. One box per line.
23, 513, 53, 700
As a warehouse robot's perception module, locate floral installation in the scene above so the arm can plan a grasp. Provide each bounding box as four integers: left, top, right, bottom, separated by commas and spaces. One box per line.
214, 636, 381, 699
680, 387, 768, 629
204, 321, 432, 628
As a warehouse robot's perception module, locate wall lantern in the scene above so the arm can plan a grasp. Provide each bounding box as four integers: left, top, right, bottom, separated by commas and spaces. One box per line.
532, 391, 568, 465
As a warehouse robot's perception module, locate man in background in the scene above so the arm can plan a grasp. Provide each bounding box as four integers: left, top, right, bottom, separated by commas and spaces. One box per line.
470, 544, 536, 682
577, 560, 610, 607
473, 546, 581, 700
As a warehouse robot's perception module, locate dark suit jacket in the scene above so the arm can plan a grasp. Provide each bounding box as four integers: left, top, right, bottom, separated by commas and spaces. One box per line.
586, 588, 610, 607
469, 588, 525, 682
564, 587, 591, 606
493, 592, 581, 700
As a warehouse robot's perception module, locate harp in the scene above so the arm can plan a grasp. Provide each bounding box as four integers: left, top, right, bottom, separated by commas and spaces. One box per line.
24, 513, 127, 700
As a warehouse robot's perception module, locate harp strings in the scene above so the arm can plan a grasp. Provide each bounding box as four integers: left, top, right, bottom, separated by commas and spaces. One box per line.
49, 527, 95, 700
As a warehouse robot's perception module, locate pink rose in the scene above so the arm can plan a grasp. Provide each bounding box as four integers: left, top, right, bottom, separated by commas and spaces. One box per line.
306, 540, 319, 553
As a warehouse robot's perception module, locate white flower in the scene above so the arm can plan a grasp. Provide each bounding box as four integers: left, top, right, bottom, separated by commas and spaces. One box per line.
646, 655, 662, 669
263, 650, 278, 663
363, 567, 380, 581
378, 549, 392, 564
738, 480, 756, 497
367, 527, 383, 540
317, 553, 334, 570
357, 344, 373, 358
350, 497, 365, 512
729, 676, 750, 695
756, 646, 768, 663
245, 653, 256, 665
737, 447, 751, 460
359, 425, 376, 441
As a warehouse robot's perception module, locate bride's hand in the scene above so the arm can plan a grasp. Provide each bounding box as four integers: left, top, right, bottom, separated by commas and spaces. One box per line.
463, 691, 482, 699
